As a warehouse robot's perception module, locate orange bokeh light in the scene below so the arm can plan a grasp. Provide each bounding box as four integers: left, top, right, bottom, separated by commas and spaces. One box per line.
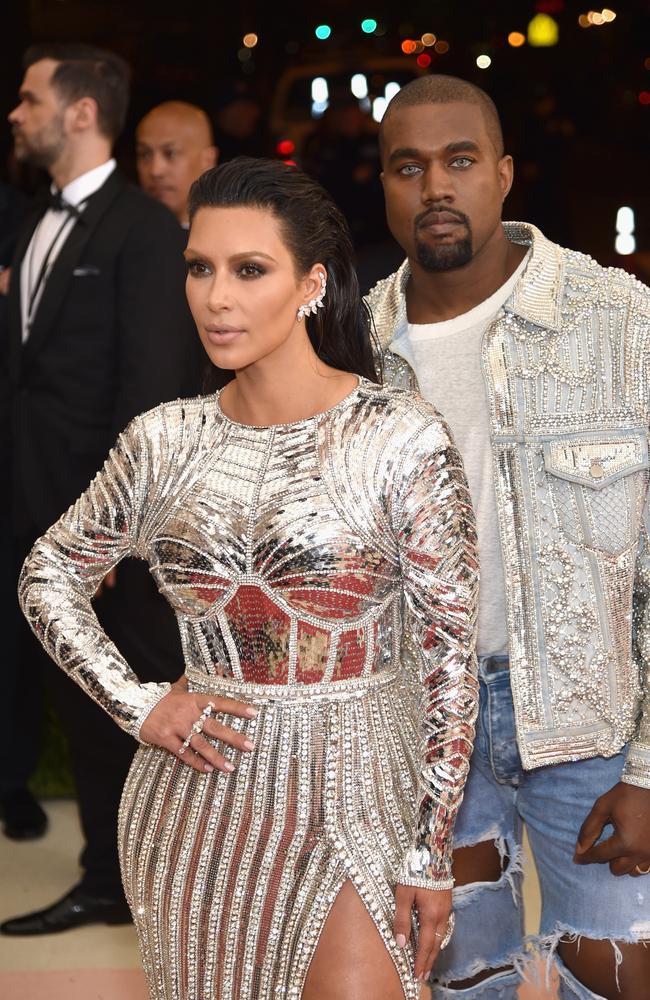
508, 31, 526, 47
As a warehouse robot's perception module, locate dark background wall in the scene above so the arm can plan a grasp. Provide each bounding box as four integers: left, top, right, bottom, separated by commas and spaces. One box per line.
2, 0, 649, 272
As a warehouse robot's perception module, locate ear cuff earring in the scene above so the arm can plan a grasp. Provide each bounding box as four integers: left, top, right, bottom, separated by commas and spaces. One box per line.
297, 272, 327, 322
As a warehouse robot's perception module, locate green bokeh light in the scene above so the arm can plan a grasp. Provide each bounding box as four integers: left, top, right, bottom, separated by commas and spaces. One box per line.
315, 24, 332, 40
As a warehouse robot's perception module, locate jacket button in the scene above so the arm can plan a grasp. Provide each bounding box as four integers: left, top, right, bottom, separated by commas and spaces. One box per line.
590, 460, 604, 479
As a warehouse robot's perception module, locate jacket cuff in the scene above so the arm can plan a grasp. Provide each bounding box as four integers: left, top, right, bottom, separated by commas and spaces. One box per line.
621, 742, 650, 789
129, 682, 172, 743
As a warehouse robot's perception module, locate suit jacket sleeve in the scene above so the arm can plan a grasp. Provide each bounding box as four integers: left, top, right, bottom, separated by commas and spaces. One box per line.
113, 204, 197, 435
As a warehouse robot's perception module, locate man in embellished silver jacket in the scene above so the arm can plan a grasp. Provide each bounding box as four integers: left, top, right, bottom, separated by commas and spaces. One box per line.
367, 74, 650, 1000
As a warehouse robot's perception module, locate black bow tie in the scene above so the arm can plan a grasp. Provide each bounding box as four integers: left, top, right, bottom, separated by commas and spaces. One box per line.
48, 189, 82, 218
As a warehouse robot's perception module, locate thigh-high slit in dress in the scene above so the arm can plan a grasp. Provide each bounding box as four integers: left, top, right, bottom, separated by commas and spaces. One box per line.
19, 379, 479, 999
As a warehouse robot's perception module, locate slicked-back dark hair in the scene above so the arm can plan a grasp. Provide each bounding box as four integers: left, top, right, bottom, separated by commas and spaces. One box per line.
188, 158, 379, 387
380, 74, 504, 159
24, 43, 130, 141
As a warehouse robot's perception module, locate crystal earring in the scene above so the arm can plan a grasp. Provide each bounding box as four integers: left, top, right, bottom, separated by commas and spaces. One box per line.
297, 272, 327, 322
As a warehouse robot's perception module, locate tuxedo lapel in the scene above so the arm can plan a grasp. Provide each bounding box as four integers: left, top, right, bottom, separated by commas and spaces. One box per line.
21, 169, 127, 363
7, 199, 46, 377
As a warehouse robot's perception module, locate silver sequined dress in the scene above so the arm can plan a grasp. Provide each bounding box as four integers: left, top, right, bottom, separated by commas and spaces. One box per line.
20, 379, 478, 1000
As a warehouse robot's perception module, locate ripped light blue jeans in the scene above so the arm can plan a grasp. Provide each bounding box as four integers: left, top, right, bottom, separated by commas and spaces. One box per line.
430, 657, 649, 1000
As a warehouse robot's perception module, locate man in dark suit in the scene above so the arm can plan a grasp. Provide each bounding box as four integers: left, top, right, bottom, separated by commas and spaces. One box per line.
1, 43, 201, 935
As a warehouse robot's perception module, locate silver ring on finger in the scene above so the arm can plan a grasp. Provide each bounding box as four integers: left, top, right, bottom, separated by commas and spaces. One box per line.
178, 702, 215, 755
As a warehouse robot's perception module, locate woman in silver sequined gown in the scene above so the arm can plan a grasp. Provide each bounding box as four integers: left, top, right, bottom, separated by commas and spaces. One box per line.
19, 159, 479, 1000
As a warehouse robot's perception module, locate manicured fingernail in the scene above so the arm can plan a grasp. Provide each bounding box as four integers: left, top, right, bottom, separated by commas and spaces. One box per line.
243, 739, 255, 751
245, 707, 258, 718
223, 762, 235, 772
395, 933, 407, 948
204, 764, 214, 772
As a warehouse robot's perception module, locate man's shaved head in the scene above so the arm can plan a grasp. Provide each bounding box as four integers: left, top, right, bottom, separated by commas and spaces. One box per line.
380, 75, 504, 159
137, 100, 215, 147
136, 101, 218, 224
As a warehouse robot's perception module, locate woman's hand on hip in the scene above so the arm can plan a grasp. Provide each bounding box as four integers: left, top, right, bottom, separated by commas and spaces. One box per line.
139, 676, 258, 773
394, 884, 453, 983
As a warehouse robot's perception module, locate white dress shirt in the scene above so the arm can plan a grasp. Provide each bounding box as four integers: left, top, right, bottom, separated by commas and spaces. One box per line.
20, 158, 116, 341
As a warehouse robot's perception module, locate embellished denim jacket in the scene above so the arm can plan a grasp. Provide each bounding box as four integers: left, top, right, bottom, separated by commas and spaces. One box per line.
366, 222, 650, 788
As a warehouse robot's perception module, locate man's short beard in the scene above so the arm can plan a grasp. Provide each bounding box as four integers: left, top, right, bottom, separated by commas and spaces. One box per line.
415, 234, 473, 272
14, 116, 66, 171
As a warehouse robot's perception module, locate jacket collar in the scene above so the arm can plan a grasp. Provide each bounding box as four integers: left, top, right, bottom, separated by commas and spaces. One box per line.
367, 222, 564, 350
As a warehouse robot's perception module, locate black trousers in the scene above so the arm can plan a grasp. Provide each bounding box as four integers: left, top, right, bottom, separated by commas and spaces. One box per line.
11, 536, 183, 897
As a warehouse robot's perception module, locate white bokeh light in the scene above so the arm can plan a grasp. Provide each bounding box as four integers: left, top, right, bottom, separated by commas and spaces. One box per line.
351, 73, 368, 99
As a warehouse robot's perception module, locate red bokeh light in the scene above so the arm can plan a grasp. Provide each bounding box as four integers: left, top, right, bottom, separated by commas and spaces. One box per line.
276, 139, 296, 156
417, 53, 432, 68
401, 39, 417, 55
639, 91, 650, 105
283, 159, 297, 167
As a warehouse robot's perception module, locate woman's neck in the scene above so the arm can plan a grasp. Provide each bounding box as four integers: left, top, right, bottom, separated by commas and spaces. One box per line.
219, 343, 358, 427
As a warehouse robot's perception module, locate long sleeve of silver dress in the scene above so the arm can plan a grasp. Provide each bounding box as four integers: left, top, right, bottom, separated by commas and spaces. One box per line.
20, 379, 478, 1000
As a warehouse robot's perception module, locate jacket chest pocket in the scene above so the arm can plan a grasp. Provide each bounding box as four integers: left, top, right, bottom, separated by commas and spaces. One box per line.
543, 434, 649, 556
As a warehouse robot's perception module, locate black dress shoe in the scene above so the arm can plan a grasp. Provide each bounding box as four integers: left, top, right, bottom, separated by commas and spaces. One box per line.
1, 788, 48, 840
0, 884, 132, 935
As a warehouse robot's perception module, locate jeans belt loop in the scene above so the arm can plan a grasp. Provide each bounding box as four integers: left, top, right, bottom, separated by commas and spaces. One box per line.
482, 654, 510, 675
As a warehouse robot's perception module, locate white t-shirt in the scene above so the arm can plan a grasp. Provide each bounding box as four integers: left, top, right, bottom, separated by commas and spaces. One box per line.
391, 252, 530, 656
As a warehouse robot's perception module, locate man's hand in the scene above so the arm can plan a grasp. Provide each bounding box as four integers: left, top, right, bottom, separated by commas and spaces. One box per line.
574, 781, 650, 876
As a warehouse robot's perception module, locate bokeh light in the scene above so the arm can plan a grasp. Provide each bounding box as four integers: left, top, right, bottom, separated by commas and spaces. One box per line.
615, 204, 635, 255
401, 39, 417, 54
476, 54, 492, 69
527, 13, 559, 47
361, 19, 378, 34
581, 9, 617, 27
311, 77, 329, 103
508, 31, 526, 47
434, 40, 450, 54
421, 33, 436, 47
242, 33, 258, 48
372, 96, 387, 123
315, 24, 331, 40
384, 81, 401, 102
417, 53, 432, 68
351, 73, 369, 99
276, 139, 295, 156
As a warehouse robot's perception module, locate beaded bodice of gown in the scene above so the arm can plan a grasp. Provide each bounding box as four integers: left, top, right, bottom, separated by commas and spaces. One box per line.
19, 378, 479, 886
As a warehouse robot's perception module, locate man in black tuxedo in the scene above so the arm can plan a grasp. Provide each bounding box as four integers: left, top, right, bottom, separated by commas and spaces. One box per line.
1, 43, 202, 935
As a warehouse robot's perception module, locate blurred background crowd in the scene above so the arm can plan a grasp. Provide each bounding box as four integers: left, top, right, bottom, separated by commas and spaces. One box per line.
2, 0, 649, 281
